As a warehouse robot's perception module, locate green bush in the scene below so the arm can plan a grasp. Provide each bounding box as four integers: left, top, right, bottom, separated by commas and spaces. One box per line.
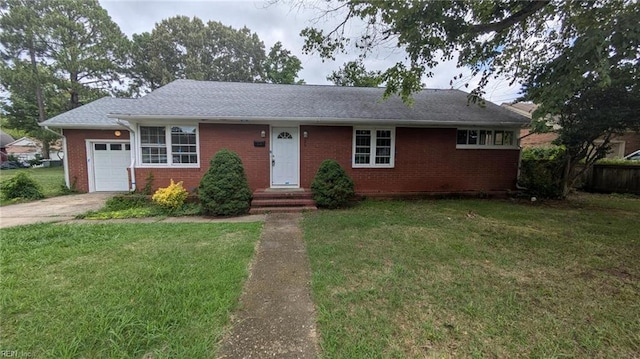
198, 149, 252, 216
521, 146, 565, 160
0, 172, 44, 200
518, 159, 564, 198
595, 158, 640, 165
311, 159, 355, 208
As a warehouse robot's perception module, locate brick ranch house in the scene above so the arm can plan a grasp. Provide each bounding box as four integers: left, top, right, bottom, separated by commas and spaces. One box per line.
41, 80, 529, 198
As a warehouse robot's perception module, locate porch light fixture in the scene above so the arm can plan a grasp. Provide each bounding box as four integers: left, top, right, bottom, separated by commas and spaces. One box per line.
303, 131, 308, 138
261, 130, 266, 138
114, 130, 121, 137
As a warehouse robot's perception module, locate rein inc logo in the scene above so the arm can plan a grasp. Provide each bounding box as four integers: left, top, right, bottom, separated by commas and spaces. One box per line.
1, 350, 31, 357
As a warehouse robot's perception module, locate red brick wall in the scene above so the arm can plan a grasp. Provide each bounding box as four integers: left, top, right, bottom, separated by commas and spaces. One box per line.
135, 123, 270, 193
63, 129, 130, 192
614, 133, 640, 156
300, 126, 520, 193
66, 125, 519, 194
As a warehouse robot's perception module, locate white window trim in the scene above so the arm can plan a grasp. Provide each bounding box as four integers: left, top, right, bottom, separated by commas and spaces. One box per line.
137, 123, 200, 168
456, 128, 520, 149
352, 127, 396, 168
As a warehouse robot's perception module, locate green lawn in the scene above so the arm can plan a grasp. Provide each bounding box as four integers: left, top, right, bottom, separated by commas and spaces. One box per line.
0, 166, 65, 205
303, 193, 640, 358
0, 222, 261, 358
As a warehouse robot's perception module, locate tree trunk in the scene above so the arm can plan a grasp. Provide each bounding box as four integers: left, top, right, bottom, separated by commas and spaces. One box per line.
561, 155, 572, 198
70, 71, 80, 109
28, 37, 50, 159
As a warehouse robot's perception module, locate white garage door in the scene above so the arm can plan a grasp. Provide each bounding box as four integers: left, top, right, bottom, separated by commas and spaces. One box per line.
92, 142, 130, 191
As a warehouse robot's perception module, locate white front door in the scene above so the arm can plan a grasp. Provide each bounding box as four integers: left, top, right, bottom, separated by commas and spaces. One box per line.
271, 127, 299, 187
92, 142, 130, 191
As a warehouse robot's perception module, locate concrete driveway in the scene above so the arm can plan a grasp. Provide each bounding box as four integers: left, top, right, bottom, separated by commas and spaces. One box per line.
0, 193, 114, 229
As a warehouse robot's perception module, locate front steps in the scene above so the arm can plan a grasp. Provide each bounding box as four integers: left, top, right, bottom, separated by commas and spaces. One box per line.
249, 188, 317, 214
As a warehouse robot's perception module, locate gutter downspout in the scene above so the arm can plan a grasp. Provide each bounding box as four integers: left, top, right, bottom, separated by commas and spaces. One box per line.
116, 119, 137, 192
43, 126, 70, 189
516, 132, 527, 190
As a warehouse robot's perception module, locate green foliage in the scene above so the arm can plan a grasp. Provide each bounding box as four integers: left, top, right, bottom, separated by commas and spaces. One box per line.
595, 158, 640, 166
198, 149, 252, 216
0, 0, 126, 157
301, 1, 638, 105
518, 159, 564, 199
104, 194, 151, 211
58, 176, 78, 195
141, 172, 155, 195
152, 179, 189, 210
521, 146, 565, 161
311, 159, 355, 208
265, 41, 304, 84
327, 60, 382, 87
128, 16, 268, 94
530, 82, 640, 197
0, 172, 44, 200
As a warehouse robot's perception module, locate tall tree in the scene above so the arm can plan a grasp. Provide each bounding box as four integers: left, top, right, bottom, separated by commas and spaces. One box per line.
0, 0, 49, 131
299, 1, 639, 105
45, 0, 129, 109
265, 41, 304, 84
128, 16, 268, 94
327, 61, 381, 87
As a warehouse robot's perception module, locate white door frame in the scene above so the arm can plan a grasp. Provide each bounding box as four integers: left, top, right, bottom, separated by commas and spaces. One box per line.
85, 139, 130, 192
269, 125, 300, 188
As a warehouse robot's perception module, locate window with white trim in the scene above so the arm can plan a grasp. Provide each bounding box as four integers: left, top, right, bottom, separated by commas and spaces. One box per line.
456, 129, 516, 148
353, 128, 395, 167
139, 125, 198, 165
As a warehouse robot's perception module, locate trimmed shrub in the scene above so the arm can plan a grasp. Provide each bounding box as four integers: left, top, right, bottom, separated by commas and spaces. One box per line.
152, 179, 189, 210
198, 149, 252, 216
0, 172, 44, 200
311, 159, 355, 208
521, 146, 565, 161
518, 159, 564, 198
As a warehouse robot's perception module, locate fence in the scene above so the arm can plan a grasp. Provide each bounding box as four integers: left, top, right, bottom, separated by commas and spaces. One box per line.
579, 164, 640, 194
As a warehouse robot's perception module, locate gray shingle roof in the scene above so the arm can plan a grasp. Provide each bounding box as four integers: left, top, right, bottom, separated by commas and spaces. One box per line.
43, 80, 529, 128
0, 130, 15, 147
40, 97, 137, 128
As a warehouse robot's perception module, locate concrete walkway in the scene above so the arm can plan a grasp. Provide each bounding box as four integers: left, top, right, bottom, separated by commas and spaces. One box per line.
0, 193, 267, 229
0, 192, 114, 228
218, 213, 319, 359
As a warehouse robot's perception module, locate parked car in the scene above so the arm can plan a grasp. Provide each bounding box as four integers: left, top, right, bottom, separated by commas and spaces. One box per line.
624, 150, 640, 161
0, 160, 30, 170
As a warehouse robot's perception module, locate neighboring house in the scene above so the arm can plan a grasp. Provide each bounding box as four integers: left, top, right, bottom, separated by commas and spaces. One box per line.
502, 102, 640, 158
4, 137, 63, 162
41, 80, 528, 196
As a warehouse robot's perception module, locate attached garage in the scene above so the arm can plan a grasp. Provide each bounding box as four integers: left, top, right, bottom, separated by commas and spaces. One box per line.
89, 141, 130, 192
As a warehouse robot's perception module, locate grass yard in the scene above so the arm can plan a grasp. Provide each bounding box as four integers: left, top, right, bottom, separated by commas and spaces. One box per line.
303, 193, 640, 358
0, 222, 261, 358
0, 166, 65, 205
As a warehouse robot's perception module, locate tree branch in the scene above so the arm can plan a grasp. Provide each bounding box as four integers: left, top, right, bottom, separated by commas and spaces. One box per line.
469, 1, 551, 35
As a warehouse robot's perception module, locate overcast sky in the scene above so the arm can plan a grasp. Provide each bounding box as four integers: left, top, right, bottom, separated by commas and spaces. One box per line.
100, 0, 523, 105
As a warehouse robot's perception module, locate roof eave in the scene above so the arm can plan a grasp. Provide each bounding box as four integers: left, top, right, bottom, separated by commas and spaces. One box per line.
108, 114, 528, 128
39, 123, 128, 130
